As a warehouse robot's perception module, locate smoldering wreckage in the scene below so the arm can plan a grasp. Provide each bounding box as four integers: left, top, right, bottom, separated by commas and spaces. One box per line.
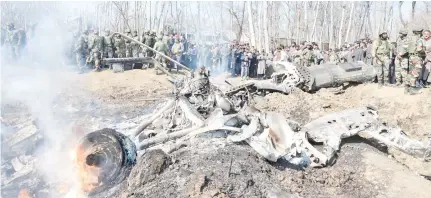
2, 34, 431, 198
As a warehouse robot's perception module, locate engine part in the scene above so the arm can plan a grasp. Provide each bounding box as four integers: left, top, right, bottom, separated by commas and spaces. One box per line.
75, 128, 136, 197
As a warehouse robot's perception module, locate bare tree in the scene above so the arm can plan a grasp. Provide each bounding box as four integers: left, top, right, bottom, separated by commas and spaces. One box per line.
399, 1, 407, 28
344, 2, 355, 43
263, 1, 269, 52
247, 1, 256, 47
225, 2, 246, 41
329, 1, 334, 48
412, 1, 416, 21
338, 3, 346, 48
311, 2, 320, 41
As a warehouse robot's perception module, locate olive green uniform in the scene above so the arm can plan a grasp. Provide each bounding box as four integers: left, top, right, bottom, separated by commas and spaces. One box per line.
395, 36, 409, 85
372, 38, 392, 84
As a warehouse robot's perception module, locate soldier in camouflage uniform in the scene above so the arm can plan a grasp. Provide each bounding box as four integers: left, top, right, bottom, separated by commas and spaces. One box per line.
405, 27, 426, 94
88, 30, 104, 71
103, 30, 113, 69
113, 34, 126, 58
4, 23, 25, 61
74, 30, 89, 72
301, 43, 315, 67
153, 35, 170, 74
292, 45, 302, 65
171, 37, 184, 72
131, 30, 140, 57
163, 32, 172, 52
395, 30, 409, 86
372, 31, 392, 86
124, 29, 132, 57
141, 31, 150, 57
328, 49, 340, 64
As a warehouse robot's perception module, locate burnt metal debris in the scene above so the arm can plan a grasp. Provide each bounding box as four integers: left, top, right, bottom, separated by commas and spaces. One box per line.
76, 128, 137, 197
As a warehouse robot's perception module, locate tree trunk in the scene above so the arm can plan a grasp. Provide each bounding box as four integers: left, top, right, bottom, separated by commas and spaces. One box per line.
412, 1, 416, 21
296, 2, 301, 44
264, 1, 270, 52
257, 1, 262, 50
320, 2, 328, 48
311, 2, 320, 41
304, 2, 308, 41
383, 1, 387, 31
398, 1, 407, 28
247, 1, 256, 47
344, 2, 355, 43
337, 3, 346, 48
366, 1, 373, 38
329, 1, 334, 48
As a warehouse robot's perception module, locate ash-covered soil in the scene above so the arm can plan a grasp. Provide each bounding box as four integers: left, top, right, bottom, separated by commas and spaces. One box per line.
2, 69, 431, 198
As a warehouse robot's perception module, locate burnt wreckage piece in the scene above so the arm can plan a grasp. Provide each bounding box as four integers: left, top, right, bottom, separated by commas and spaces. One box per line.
248, 61, 377, 94
75, 128, 137, 197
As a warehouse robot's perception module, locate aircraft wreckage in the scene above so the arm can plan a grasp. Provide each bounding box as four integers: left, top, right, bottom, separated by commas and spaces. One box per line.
67, 33, 431, 197
4, 33, 425, 197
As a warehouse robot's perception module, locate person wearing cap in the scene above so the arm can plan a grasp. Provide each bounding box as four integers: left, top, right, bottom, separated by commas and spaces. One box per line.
395, 29, 409, 86
403, 26, 425, 93
88, 30, 104, 72
113, 34, 126, 58
74, 29, 89, 71
301, 42, 315, 67
171, 37, 184, 72
372, 30, 392, 86
422, 29, 431, 86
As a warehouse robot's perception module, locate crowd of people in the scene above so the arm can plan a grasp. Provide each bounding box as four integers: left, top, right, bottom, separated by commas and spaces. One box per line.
2, 21, 431, 95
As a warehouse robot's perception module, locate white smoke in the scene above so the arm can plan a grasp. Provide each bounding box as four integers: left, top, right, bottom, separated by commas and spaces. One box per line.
1, 3, 89, 198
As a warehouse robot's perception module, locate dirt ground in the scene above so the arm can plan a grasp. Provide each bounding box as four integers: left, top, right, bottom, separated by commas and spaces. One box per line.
2, 68, 431, 198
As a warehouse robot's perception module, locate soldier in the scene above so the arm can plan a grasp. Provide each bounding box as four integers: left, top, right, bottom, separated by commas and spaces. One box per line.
4, 23, 24, 61
113, 34, 126, 58
293, 45, 302, 65
372, 30, 392, 86
328, 48, 340, 64
365, 40, 373, 65
144, 31, 154, 56
171, 37, 184, 72
301, 43, 314, 67
74, 30, 89, 72
163, 32, 172, 52
131, 30, 140, 58
405, 27, 426, 94
124, 29, 132, 57
395, 30, 409, 86
87, 28, 96, 52
423, 30, 431, 86
103, 30, 114, 68
88, 30, 104, 71
153, 35, 170, 73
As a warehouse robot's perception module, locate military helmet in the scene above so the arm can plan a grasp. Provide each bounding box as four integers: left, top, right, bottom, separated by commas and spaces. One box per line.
379, 30, 387, 35
105, 29, 110, 33
399, 29, 408, 35
125, 29, 131, 33
412, 26, 424, 33
133, 30, 137, 33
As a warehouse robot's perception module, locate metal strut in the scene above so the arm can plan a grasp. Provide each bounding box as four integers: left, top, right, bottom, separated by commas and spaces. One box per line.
112, 32, 191, 76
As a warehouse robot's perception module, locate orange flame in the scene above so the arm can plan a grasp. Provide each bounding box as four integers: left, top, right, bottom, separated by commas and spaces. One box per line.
75, 145, 102, 193
18, 189, 32, 198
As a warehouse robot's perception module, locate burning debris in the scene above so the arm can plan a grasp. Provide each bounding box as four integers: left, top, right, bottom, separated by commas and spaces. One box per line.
75, 128, 137, 197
